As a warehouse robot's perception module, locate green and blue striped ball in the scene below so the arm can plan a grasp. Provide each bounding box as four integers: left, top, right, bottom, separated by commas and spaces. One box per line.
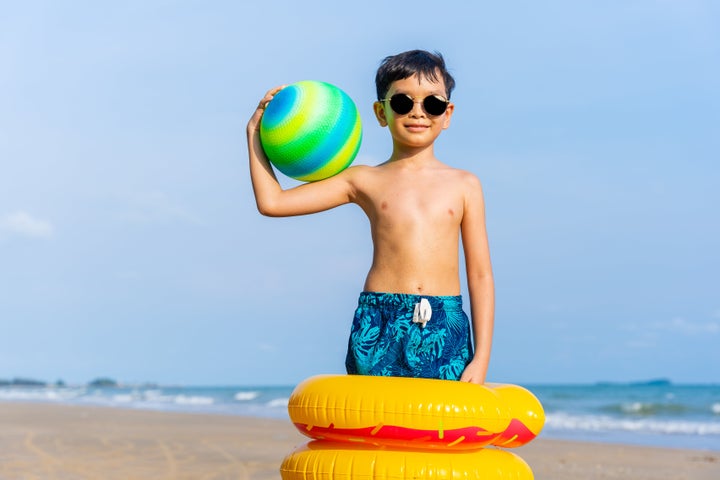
260, 80, 362, 182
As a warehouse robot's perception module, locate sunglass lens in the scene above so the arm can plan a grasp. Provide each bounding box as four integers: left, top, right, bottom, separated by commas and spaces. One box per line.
389, 94, 414, 115
423, 95, 448, 116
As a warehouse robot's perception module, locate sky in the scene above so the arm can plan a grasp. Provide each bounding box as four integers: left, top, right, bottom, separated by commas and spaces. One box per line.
1, 1, 718, 386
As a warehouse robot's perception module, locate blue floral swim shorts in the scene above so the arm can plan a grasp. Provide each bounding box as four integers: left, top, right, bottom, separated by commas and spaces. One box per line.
345, 291, 473, 380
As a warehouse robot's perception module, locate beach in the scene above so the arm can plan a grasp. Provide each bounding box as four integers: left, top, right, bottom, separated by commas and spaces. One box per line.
0, 403, 717, 480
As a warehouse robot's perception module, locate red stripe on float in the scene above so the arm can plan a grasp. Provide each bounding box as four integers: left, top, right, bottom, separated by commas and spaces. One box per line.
294, 423, 501, 450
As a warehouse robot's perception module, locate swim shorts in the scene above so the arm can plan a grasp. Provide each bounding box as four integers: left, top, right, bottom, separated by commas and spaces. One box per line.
345, 291, 473, 380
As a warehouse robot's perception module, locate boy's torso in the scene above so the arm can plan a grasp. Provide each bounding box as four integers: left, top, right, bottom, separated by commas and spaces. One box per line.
350, 161, 469, 296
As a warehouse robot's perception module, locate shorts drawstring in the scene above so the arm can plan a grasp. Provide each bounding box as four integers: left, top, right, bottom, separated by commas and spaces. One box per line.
412, 298, 432, 328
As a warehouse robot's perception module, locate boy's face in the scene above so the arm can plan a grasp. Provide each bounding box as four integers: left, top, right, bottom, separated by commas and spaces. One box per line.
373, 72, 454, 149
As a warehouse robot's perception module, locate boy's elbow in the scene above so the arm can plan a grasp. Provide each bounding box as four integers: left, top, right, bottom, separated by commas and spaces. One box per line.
255, 198, 286, 217
256, 202, 279, 217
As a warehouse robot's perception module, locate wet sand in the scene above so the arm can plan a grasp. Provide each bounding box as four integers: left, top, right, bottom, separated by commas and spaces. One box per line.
0, 402, 717, 479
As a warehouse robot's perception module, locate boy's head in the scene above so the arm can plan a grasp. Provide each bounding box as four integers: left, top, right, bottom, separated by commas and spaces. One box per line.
375, 50, 455, 101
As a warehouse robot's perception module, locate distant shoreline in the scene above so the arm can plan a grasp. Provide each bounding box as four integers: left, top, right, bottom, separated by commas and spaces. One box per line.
5, 376, 720, 388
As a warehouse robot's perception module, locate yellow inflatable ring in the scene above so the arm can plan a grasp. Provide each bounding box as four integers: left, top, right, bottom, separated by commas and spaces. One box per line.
288, 375, 544, 450
281, 441, 533, 480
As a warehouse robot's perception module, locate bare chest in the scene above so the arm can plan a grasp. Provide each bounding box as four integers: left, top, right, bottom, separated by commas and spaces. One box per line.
372, 187, 463, 231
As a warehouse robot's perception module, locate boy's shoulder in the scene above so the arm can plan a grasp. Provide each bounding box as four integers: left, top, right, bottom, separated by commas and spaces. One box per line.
425, 164, 485, 204
429, 163, 484, 190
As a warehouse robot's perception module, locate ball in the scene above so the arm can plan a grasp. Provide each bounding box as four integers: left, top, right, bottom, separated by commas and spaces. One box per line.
259, 80, 362, 182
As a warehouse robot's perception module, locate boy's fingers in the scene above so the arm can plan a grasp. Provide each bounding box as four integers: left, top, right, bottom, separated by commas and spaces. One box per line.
257, 85, 288, 110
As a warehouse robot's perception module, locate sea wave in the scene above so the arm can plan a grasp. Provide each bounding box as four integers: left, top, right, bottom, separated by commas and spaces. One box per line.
546, 412, 720, 436
234, 391, 260, 401
0, 387, 86, 402
266, 397, 289, 408
174, 395, 215, 405
601, 401, 692, 416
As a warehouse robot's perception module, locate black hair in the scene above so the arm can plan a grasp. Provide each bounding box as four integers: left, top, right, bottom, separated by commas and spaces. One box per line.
375, 49, 456, 101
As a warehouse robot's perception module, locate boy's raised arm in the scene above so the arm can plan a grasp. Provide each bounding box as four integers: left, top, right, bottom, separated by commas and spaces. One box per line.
246, 86, 356, 217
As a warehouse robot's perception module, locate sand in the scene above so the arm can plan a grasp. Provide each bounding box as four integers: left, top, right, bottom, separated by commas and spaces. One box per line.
0, 402, 717, 480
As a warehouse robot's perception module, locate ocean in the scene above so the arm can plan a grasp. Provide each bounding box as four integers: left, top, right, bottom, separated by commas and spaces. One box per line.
1, 381, 718, 451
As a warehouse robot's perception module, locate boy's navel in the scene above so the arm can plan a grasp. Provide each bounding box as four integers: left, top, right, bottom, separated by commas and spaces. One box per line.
381, 201, 388, 210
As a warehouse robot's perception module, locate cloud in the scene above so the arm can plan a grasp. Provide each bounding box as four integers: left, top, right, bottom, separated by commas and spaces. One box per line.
256, 343, 278, 353
624, 337, 658, 349
119, 192, 201, 225
652, 316, 720, 335
0, 211, 54, 238
621, 315, 719, 349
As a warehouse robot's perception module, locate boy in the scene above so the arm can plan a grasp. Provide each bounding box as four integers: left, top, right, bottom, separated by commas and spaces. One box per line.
246, 50, 494, 384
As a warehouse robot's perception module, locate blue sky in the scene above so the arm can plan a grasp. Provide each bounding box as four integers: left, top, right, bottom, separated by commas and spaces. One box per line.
1, 1, 718, 386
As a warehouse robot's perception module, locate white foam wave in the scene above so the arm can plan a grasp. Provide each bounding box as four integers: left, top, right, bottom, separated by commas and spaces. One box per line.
0, 388, 85, 402
547, 413, 720, 436
234, 391, 260, 401
105, 390, 173, 404
89, 390, 214, 407
266, 397, 289, 408
174, 395, 214, 406
712, 403, 720, 415
143, 390, 174, 402
621, 402, 646, 414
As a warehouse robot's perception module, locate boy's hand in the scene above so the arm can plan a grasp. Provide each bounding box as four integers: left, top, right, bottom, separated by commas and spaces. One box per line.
247, 85, 286, 135
459, 359, 487, 384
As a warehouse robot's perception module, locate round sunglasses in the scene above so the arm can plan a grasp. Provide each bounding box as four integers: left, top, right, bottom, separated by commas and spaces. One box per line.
380, 93, 450, 117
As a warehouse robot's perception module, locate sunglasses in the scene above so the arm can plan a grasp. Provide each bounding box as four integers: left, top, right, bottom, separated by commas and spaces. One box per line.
380, 93, 450, 117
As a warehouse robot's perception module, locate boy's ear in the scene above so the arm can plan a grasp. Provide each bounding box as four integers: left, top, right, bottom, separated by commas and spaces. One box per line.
442, 102, 455, 129
373, 101, 388, 127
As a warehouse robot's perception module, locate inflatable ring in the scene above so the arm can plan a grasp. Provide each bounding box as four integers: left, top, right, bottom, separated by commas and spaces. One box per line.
288, 375, 544, 450
281, 441, 534, 480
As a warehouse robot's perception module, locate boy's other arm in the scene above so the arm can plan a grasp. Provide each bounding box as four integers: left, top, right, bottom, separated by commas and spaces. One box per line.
458, 173, 495, 384
246, 87, 356, 217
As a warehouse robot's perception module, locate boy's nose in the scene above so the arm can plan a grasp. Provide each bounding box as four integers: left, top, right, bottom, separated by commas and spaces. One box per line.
409, 100, 426, 117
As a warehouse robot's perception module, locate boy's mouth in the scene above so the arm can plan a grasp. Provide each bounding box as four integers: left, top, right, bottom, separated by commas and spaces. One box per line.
405, 123, 429, 132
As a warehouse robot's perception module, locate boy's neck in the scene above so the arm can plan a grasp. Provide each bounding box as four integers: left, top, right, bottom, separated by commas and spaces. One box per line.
387, 144, 439, 166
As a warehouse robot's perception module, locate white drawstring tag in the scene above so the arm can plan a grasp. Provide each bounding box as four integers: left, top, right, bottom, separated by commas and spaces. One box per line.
412, 298, 432, 328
